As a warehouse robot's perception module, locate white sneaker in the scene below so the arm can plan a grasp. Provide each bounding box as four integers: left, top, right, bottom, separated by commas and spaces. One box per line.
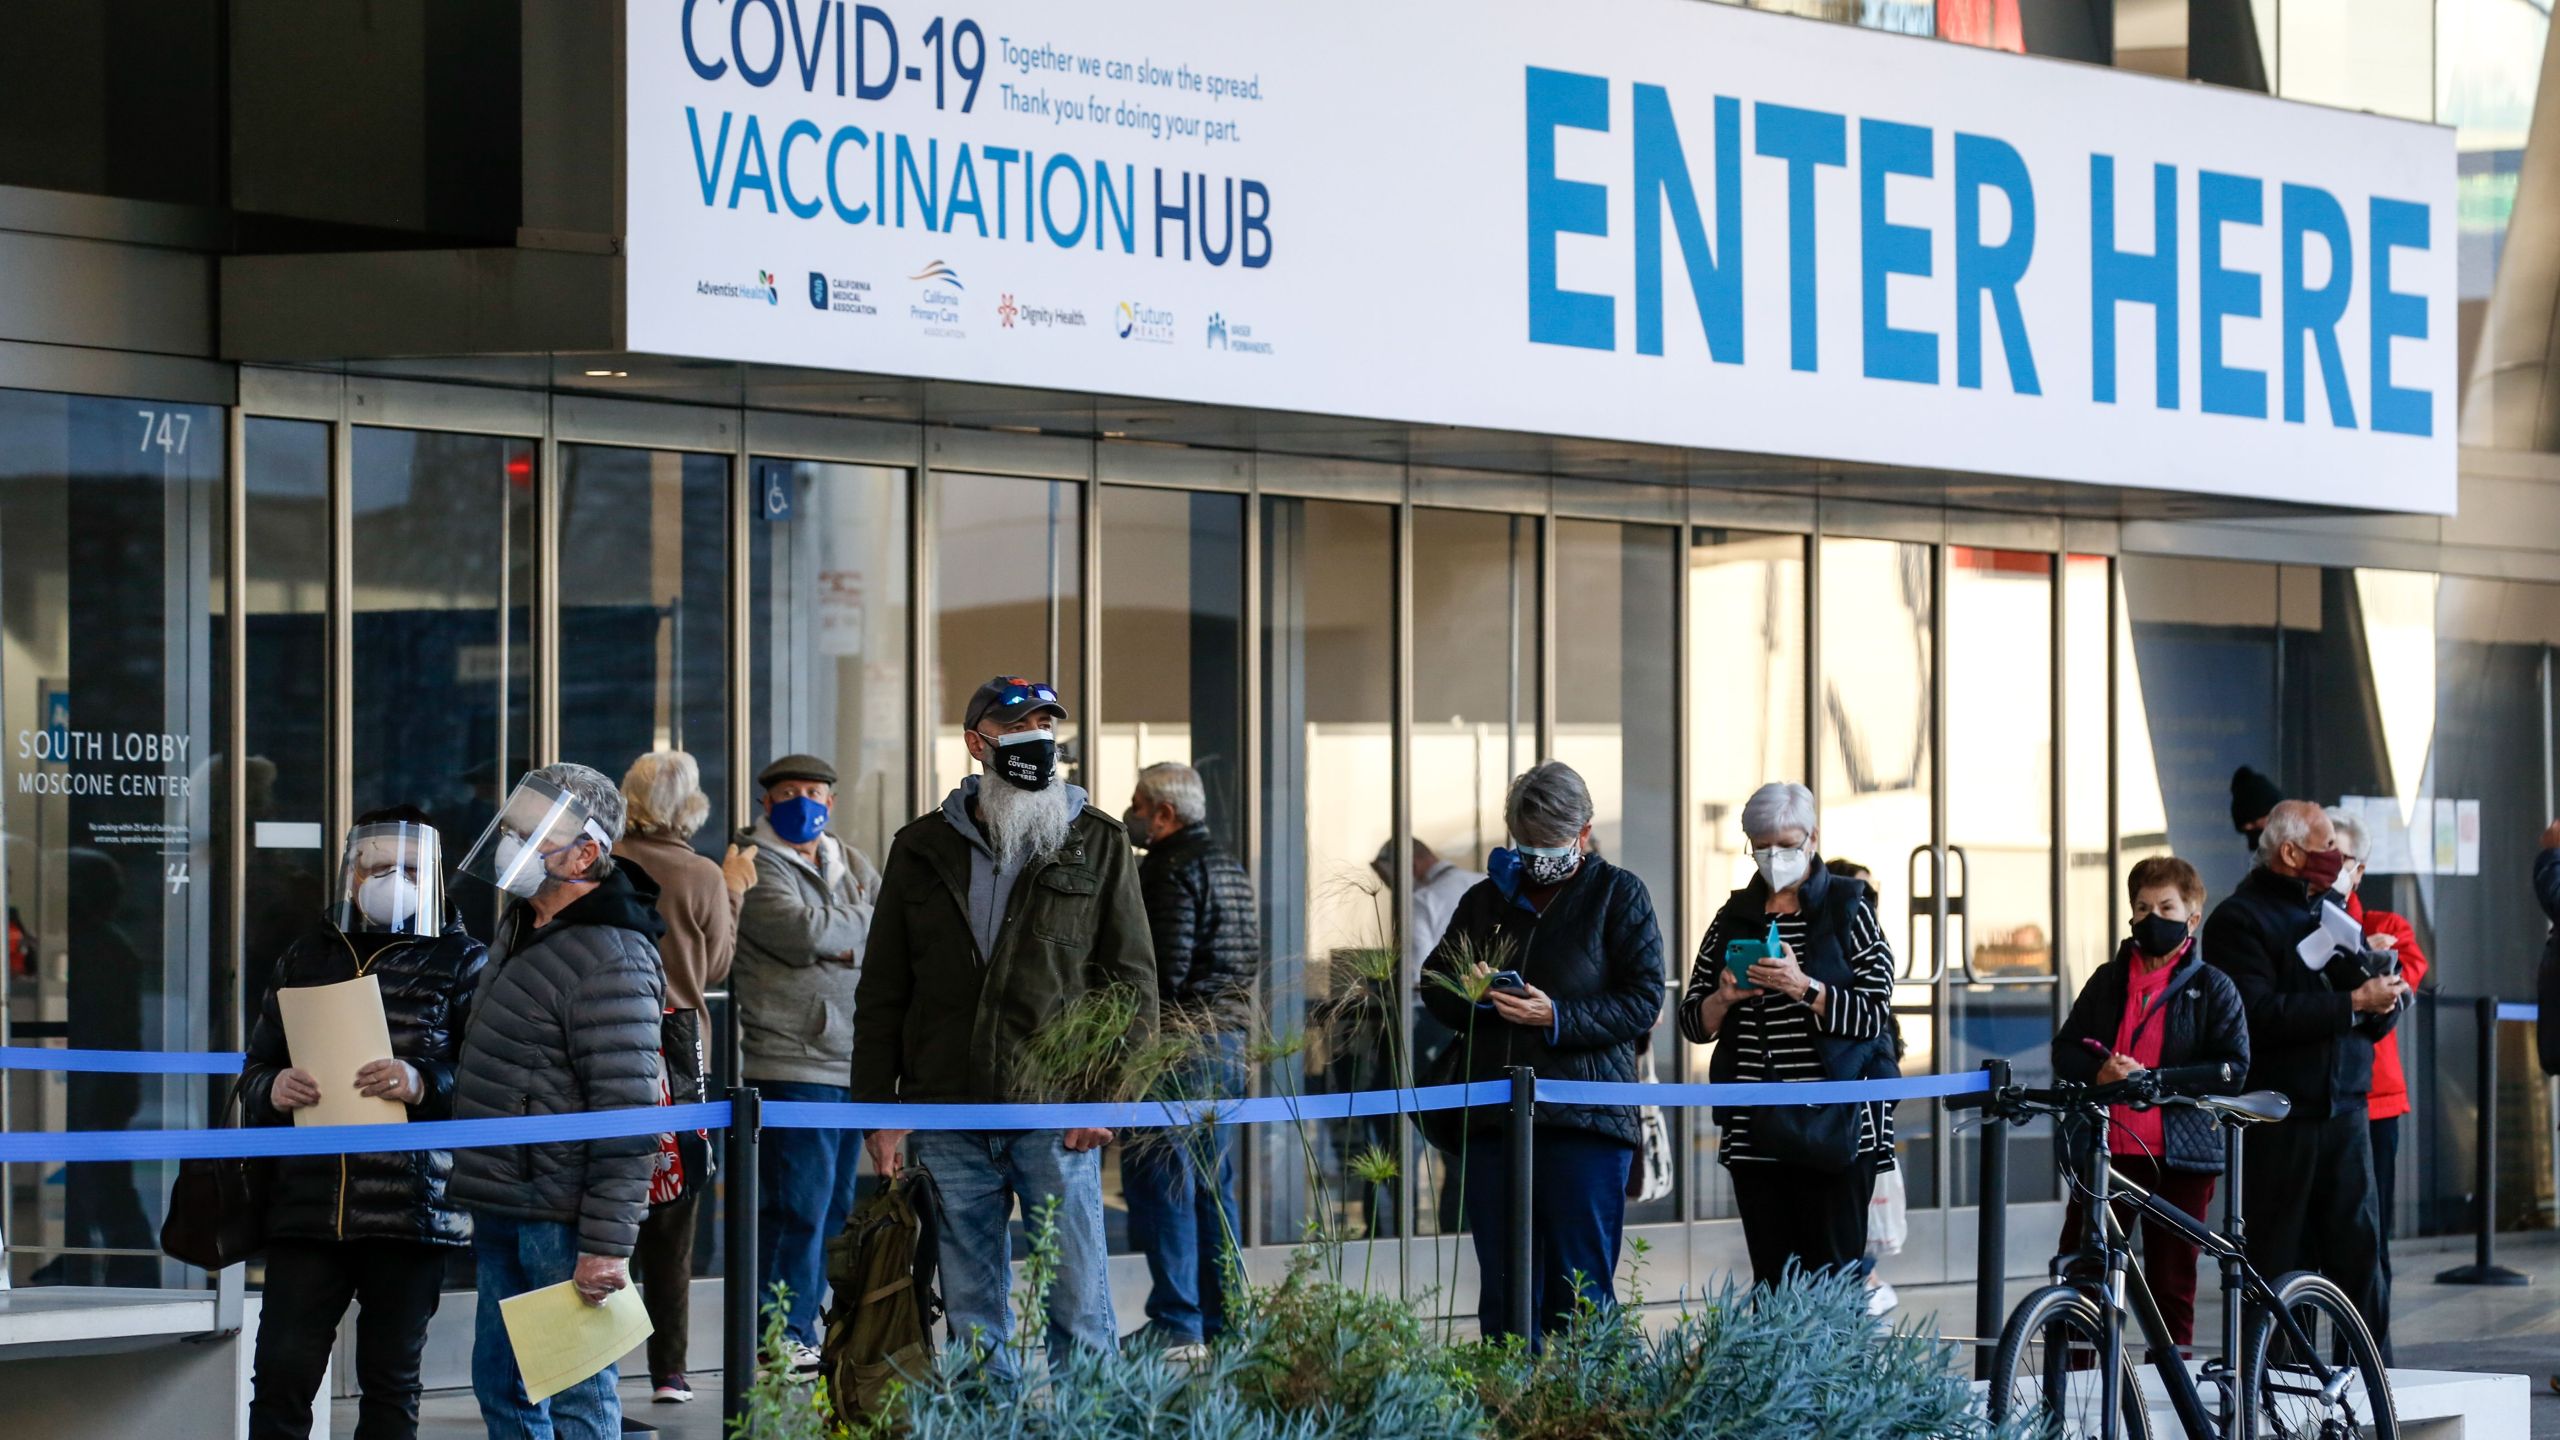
1162, 1340, 1210, 1364
787, 1341, 824, 1378
652, 1373, 694, 1403
1866, 1281, 1899, 1317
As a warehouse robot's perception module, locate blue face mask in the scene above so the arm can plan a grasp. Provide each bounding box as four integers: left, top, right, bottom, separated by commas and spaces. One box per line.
770, 794, 830, 845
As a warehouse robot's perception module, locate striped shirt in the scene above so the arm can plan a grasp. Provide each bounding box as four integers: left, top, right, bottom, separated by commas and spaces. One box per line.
1679, 900, 1899, 1168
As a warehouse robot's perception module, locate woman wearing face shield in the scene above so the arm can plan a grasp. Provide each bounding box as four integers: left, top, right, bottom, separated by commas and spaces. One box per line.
1678, 782, 1900, 1289
237, 807, 489, 1440
1414, 761, 1665, 1347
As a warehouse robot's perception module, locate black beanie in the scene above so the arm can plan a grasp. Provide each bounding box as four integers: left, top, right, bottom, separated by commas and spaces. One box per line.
2230, 766, 2283, 832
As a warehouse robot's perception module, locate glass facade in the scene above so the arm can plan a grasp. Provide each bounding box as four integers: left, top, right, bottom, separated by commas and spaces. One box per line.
4, 372, 2556, 1306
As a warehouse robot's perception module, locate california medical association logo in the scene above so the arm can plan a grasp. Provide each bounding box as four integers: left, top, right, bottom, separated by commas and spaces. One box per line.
695, 269, 779, 305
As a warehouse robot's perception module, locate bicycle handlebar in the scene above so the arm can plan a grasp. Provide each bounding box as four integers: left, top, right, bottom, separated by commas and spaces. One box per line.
1946, 1059, 2242, 1117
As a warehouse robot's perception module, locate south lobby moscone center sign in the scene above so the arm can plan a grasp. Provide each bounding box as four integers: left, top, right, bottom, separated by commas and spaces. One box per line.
627, 0, 2458, 514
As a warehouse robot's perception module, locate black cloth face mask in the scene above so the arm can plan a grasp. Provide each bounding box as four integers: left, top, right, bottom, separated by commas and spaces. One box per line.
988, 730, 1058, 791
2130, 913, 2190, 960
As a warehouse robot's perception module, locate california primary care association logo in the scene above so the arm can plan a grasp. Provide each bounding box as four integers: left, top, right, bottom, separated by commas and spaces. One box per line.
809, 271, 877, 316
697, 270, 779, 304
908, 260, 964, 339
1115, 301, 1174, 344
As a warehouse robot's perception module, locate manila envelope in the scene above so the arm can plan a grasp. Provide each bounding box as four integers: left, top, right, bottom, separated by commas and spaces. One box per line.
499, 1280, 654, 1402
276, 974, 408, 1128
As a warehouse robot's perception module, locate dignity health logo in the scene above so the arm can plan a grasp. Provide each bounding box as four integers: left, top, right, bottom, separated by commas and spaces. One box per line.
1116, 301, 1174, 344
697, 269, 778, 305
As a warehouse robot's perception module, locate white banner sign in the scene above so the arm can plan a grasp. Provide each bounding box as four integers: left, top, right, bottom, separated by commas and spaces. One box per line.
627, 0, 2459, 512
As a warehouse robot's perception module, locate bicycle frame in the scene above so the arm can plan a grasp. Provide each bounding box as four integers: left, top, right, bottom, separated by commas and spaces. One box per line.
2054, 1106, 2358, 1439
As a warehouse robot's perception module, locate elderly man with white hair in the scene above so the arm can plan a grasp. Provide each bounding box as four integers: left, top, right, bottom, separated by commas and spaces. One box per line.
1679, 781, 1900, 1290
2204, 797, 2407, 1353
1118, 760, 1260, 1357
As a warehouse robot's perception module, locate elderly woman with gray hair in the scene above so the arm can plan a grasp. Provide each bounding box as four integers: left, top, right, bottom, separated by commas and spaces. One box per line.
1679, 781, 1900, 1289
1416, 761, 1664, 1347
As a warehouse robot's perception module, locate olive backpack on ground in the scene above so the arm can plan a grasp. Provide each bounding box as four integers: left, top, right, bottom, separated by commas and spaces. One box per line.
821, 1165, 948, 1428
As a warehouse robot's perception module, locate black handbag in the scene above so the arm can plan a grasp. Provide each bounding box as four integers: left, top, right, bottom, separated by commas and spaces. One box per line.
1745, 1042, 1872, 1175
160, 1079, 270, 1271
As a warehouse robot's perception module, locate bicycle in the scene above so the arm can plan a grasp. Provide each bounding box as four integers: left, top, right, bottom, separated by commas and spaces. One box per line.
1953, 1062, 2396, 1439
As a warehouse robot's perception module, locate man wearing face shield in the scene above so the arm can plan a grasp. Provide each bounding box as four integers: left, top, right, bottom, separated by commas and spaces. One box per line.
238, 807, 488, 1440
2204, 799, 2408, 1353
446, 764, 668, 1438
852, 676, 1156, 1378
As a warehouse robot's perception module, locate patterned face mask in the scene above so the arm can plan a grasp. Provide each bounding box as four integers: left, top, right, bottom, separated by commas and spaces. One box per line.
1518, 844, 1581, 886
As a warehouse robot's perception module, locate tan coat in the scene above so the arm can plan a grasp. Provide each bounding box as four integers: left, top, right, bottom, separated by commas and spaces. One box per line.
616, 830, 742, 1017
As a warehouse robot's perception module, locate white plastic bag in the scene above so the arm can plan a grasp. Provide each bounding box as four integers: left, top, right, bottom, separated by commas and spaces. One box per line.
1867, 1165, 1908, 1257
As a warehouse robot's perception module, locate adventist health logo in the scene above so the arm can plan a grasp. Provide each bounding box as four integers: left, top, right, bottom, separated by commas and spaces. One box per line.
697, 270, 779, 304
808, 271, 877, 316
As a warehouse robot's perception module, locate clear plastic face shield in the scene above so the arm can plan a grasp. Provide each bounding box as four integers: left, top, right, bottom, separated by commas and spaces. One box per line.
334, 822, 446, 936
454, 774, 611, 900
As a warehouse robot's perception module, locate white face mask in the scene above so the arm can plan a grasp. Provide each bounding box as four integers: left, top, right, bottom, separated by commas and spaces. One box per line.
493, 832, 547, 899
357, 871, 422, 928
2336, 859, 2363, 897
1753, 844, 1812, 893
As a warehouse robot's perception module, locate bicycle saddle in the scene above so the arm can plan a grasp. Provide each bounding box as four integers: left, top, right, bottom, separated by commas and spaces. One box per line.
2196, 1090, 2291, 1125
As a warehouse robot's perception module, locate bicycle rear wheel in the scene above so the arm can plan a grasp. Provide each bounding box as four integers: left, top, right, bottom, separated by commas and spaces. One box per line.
2241, 1271, 2397, 1439
1988, 1284, 2156, 1440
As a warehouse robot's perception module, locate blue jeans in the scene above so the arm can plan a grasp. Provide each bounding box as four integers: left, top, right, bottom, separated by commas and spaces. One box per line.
755, 1080, 863, 1345
471, 1213, 620, 1440
1462, 1128, 1634, 1349
1122, 1032, 1245, 1342
908, 1129, 1114, 1380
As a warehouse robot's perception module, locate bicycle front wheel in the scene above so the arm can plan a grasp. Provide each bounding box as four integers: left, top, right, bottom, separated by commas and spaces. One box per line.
2241, 1271, 2397, 1439
1988, 1283, 2156, 1440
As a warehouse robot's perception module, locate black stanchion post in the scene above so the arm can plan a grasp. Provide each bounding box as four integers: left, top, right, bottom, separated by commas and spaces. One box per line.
1505, 1065, 1536, 1342
2437, 997, 2529, 1286
724, 1084, 764, 1422
1974, 1058, 2010, 1381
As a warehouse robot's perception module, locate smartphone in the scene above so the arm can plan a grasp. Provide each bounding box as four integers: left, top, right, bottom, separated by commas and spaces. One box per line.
1486, 970, 1528, 995
1722, 921, 1785, 991
2079, 1037, 2111, 1059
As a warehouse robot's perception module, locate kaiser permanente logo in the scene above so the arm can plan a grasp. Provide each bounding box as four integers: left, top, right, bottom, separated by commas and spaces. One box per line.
1207, 312, 1274, 355
697, 269, 779, 304
1116, 301, 1174, 344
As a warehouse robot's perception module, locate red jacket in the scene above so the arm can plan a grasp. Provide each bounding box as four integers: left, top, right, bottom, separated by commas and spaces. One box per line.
2349, 893, 2429, 1121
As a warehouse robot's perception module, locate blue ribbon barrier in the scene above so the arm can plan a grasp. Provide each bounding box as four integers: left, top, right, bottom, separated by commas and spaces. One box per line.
0, 1070, 1998, 1164
0, 1047, 247, 1075
1540, 1070, 1990, 1107
2497, 1001, 2539, 1024
0, 1101, 732, 1165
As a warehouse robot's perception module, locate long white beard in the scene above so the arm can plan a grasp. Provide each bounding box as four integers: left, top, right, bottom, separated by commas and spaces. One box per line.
979, 776, 1074, 871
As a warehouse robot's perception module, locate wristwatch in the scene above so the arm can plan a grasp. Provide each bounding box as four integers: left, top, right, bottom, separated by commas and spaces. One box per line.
1803, 977, 1825, 1006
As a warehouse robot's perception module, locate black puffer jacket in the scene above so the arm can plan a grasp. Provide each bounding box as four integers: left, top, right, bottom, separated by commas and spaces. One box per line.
2204, 865, 2395, 1119
240, 915, 487, 1248
448, 865, 667, 1258
1416, 856, 1664, 1147
1139, 824, 1262, 1032
2053, 942, 2251, 1173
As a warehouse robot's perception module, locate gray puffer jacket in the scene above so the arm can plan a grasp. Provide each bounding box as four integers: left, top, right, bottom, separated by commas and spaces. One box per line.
448, 864, 667, 1257
733, 814, 881, 1087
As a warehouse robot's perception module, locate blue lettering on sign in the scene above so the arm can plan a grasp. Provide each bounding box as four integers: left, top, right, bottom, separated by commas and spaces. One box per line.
1632, 87, 1742, 363
1755, 102, 1847, 374
2090, 155, 2178, 410
1954, 133, 2039, 395
1859, 118, 1936, 385
2370, 197, 2433, 437
1525, 67, 1614, 352
2281, 183, 2356, 428
2197, 170, 2267, 420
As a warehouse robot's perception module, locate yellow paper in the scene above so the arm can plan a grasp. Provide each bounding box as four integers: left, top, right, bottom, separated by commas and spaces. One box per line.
275, 974, 407, 1128
499, 1280, 654, 1403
